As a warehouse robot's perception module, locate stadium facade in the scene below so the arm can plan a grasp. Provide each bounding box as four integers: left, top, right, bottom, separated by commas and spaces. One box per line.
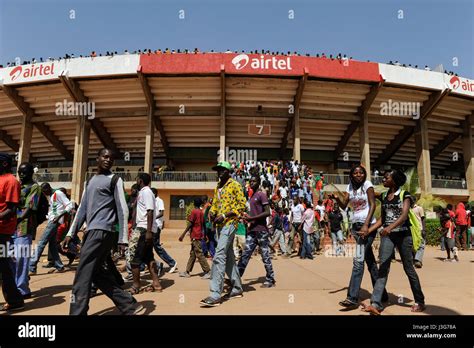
0, 53, 473, 225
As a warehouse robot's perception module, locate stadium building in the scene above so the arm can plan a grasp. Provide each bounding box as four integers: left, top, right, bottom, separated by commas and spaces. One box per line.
0, 53, 473, 226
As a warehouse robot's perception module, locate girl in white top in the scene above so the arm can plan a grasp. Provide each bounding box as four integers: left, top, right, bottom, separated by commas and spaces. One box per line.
330, 164, 388, 309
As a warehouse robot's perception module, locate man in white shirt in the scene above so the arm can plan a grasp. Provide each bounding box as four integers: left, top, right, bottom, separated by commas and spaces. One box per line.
288, 197, 305, 254
29, 183, 72, 274
128, 173, 162, 293
151, 188, 178, 273
412, 200, 426, 268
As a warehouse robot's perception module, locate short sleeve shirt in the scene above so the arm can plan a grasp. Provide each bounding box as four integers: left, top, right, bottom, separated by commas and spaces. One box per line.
188, 208, 204, 239
346, 181, 376, 224
381, 189, 411, 233
136, 186, 157, 232
155, 196, 165, 230
0, 173, 20, 235
248, 191, 269, 232
17, 182, 41, 237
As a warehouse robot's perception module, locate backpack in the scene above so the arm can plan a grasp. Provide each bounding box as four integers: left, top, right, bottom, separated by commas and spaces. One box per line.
382, 190, 422, 252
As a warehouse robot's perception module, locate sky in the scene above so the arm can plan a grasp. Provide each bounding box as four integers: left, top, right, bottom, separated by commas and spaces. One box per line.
0, 0, 473, 77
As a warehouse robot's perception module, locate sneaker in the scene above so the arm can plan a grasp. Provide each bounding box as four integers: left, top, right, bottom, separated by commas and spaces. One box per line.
451, 258, 458, 263
414, 261, 422, 268
200, 296, 222, 307
443, 258, 451, 262
261, 281, 275, 288
42, 262, 54, 268
223, 291, 243, 300
22, 293, 32, 300
200, 272, 211, 280
179, 272, 191, 278
168, 262, 178, 274
128, 304, 146, 315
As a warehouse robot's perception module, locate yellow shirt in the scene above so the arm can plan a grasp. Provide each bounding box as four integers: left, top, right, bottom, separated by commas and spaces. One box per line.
210, 178, 246, 228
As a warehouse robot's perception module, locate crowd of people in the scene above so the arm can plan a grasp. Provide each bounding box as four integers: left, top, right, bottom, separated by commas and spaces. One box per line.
0, 48, 459, 76
0, 150, 472, 315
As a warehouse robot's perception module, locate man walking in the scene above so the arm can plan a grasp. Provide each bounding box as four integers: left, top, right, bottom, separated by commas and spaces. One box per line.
62, 148, 143, 315
238, 175, 276, 288
13, 162, 41, 298
200, 161, 246, 307
150, 187, 178, 273
0, 153, 24, 312
29, 182, 72, 274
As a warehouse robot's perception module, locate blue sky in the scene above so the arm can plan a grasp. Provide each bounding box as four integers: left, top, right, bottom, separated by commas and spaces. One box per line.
0, 0, 472, 77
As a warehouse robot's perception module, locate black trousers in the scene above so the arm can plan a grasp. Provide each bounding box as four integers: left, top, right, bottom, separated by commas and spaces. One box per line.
69, 229, 137, 315
0, 234, 24, 306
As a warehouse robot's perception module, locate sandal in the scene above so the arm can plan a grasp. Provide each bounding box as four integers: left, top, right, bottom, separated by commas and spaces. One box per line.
143, 284, 162, 293
339, 299, 359, 309
127, 286, 141, 295
1, 303, 25, 312
361, 304, 381, 316
411, 303, 426, 312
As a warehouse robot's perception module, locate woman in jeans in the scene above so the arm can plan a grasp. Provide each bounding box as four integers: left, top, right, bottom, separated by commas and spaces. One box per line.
362, 169, 425, 315
331, 164, 388, 310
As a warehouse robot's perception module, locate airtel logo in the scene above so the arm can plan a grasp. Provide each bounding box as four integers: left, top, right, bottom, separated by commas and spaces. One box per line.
449, 76, 460, 89
9, 66, 22, 81
232, 54, 250, 70
231, 54, 292, 71
8, 63, 55, 82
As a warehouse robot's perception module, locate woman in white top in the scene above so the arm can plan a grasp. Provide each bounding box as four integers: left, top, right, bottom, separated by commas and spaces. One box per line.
331, 164, 388, 309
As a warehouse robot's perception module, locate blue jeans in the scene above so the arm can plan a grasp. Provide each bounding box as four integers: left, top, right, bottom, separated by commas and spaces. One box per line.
331, 230, 344, 256
152, 228, 176, 268
202, 226, 216, 257
11, 234, 32, 295
209, 224, 242, 300
29, 221, 64, 272
270, 229, 287, 254
238, 230, 275, 283
414, 237, 425, 263
300, 231, 313, 259
311, 230, 321, 252
346, 223, 387, 304
371, 230, 425, 311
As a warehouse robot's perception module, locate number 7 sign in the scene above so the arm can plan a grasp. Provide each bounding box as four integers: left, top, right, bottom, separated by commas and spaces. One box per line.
248, 124, 271, 136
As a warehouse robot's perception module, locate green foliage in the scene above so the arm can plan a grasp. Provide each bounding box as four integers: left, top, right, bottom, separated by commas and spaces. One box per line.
425, 218, 442, 246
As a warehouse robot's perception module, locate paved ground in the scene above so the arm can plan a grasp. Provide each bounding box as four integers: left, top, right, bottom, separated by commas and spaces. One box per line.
2, 228, 473, 315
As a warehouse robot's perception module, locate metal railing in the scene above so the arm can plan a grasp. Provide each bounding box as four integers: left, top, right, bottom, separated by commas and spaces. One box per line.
431, 179, 466, 190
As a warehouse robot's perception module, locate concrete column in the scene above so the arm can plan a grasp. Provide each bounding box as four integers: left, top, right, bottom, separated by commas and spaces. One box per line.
144, 109, 154, 174
463, 116, 474, 200
415, 119, 432, 195
71, 116, 90, 203
359, 112, 371, 180
293, 111, 301, 162
18, 112, 33, 165
219, 108, 226, 162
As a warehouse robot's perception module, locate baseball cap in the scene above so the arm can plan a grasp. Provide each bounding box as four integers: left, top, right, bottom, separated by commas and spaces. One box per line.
212, 161, 232, 171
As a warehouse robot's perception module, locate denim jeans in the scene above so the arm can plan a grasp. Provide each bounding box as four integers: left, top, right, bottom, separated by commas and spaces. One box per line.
270, 229, 287, 254
11, 234, 32, 295
202, 226, 216, 257
311, 230, 321, 251
330, 230, 344, 256
152, 228, 176, 268
346, 223, 387, 304
287, 222, 301, 251
371, 230, 425, 311
300, 231, 313, 259
414, 238, 425, 263
29, 221, 64, 272
0, 235, 24, 306
209, 224, 243, 300
238, 230, 275, 283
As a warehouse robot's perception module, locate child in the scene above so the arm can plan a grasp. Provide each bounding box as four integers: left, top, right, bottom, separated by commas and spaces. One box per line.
439, 207, 459, 262
178, 198, 211, 279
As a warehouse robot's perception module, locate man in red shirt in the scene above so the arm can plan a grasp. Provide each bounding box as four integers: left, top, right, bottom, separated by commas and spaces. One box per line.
0, 153, 24, 312
455, 202, 468, 250
178, 198, 210, 278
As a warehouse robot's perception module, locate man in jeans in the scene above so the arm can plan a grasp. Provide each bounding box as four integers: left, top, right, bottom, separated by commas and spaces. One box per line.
0, 153, 24, 312
151, 188, 177, 274
62, 148, 143, 315
200, 161, 246, 307
288, 197, 304, 254
29, 183, 72, 275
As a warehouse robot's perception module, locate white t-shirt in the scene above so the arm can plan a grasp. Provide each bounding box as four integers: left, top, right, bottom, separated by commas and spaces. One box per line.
279, 186, 288, 199
302, 208, 315, 234
315, 204, 325, 222
346, 181, 376, 224
155, 196, 165, 230
136, 186, 158, 232
291, 203, 305, 223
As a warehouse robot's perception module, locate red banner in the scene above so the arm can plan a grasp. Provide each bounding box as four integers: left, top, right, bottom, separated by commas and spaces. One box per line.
140, 53, 381, 82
